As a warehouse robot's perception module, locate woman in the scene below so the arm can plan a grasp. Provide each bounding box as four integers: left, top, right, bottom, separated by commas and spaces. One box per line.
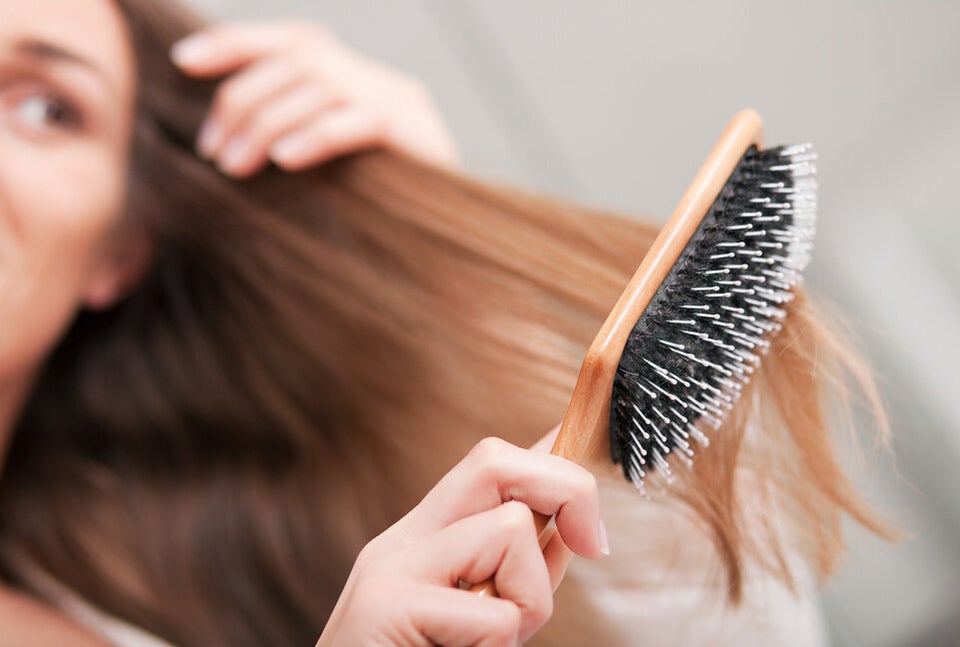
0, 0, 893, 645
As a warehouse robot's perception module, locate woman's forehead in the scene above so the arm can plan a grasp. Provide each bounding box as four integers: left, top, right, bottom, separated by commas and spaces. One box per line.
0, 0, 134, 97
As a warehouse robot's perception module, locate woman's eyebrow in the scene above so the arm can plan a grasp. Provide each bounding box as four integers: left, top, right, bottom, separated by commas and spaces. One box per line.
11, 37, 116, 94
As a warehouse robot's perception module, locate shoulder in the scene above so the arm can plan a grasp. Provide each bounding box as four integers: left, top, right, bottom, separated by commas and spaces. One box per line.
0, 587, 109, 647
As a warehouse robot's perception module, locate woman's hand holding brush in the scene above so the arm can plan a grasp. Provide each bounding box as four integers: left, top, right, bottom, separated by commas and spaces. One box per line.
315, 430, 608, 647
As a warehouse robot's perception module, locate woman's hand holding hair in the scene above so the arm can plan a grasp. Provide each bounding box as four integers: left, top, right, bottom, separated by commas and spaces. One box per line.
170, 20, 460, 177
315, 430, 609, 647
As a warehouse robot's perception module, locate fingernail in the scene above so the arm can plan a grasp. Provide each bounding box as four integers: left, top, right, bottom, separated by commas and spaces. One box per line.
196, 120, 222, 158
170, 35, 214, 66
270, 133, 307, 164
598, 518, 610, 556
220, 137, 250, 173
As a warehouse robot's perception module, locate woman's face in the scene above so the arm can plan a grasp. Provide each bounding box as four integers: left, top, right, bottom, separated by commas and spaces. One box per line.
0, 0, 138, 388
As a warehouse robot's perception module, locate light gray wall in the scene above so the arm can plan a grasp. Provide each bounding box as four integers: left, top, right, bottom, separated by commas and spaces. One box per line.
187, 2, 960, 645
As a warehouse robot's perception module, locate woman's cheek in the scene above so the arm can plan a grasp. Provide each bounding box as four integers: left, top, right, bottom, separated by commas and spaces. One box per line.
0, 142, 126, 379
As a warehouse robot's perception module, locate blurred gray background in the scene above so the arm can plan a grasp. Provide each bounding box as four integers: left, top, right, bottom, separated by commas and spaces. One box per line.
189, 1, 960, 645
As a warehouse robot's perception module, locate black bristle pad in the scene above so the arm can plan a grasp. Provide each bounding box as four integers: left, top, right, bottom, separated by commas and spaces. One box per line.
609, 144, 817, 488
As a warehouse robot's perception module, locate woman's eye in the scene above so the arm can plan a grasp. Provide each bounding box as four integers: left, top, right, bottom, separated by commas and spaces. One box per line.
1, 86, 82, 133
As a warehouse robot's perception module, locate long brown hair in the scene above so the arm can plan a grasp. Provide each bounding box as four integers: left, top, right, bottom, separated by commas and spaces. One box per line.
0, 1, 894, 645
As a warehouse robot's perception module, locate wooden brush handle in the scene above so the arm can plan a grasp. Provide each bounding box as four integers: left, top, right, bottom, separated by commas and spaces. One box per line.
551, 108, 765, 467
468, 110, 765, 598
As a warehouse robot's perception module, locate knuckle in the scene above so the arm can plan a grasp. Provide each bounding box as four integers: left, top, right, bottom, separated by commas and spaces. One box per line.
361, 110, 389, 137
290, 54, 319, 79
527, 589, 553, 630
462, 437, 509, 486
214, 79, 246, 113
572, 468, 598, 499
499, 500, 533, 533
350, 574, 390, 611
470, 436, 511, 464
245, 110, 281, 143
354, 537, 383, 571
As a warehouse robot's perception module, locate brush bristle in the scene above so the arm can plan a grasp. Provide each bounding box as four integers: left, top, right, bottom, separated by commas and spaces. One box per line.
609, 144, 817, 491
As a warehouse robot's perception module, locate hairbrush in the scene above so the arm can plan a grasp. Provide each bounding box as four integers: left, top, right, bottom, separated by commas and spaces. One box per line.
471, 108, 816, 595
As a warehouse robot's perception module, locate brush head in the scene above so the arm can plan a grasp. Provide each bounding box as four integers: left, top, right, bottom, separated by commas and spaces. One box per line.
609, 143, 817, 489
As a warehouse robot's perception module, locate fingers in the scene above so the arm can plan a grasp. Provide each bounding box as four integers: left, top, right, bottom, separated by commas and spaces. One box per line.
406, 437, 608, 560
322, 578, 522, 647
412, 501, 552, 644
195, 57, 308, 163
199, 76, 348, 177
173, 20, 461, 174
268, 105, 387, 171
216, 85, 339, 176
173, 29, 384, 176
318, 433, 600, 646
409, 586, 523, 647
170, 21, 332, 77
